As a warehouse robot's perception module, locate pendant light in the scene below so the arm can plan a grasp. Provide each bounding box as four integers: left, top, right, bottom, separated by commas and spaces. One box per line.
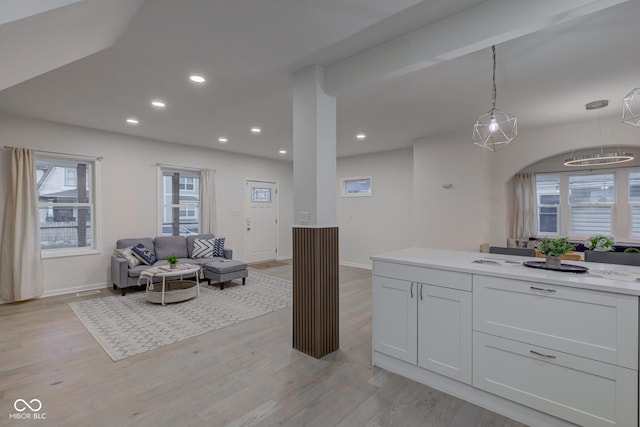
473, 45, 517, 152
564, 100, 634, 166
623, 88, 640, 127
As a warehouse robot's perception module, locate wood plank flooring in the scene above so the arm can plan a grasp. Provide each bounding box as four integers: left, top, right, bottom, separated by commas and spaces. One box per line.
0, 263, 527, 427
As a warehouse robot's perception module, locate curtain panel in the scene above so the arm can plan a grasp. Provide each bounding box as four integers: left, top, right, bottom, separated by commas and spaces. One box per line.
511, 172, 538, 239
0, 148, 44, 302
200, 168, 217, 235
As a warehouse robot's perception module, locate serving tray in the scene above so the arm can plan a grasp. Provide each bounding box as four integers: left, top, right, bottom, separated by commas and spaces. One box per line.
523, 260, 589, 273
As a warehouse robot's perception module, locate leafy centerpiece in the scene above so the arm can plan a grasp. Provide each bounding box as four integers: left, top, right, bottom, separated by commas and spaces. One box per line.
165, 254, 179, 269
585, 234, 615, 251
537, 237, 576, 268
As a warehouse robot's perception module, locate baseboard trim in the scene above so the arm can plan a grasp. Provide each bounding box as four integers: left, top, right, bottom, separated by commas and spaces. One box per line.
42, 282, 110, 298
340, 261, 371, 270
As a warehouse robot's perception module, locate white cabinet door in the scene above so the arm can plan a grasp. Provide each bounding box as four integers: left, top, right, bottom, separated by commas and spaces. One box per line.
372, 276, 417, 364
418, 284, 472, 384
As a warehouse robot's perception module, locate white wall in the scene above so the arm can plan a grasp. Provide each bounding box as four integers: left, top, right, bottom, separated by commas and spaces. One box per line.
337, 148, 413, 268
412, 130, 492, 251
0, 114, 293, 298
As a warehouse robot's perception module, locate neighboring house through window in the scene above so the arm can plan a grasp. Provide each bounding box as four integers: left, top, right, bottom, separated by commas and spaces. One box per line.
535, 169, 639, 241
36, 157, 97, 254
160, 168, 201, 235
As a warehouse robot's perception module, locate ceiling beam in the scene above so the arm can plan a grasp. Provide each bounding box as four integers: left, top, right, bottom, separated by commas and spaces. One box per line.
324, 0, 628, 94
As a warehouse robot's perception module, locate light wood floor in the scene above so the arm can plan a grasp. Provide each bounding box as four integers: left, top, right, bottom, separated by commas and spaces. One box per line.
0, 262, 527, 427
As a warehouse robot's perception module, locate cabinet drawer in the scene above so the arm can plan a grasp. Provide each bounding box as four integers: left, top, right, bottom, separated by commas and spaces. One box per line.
473, 275, 638, 369
473, 332, 637, 427
374, 261, 471, 291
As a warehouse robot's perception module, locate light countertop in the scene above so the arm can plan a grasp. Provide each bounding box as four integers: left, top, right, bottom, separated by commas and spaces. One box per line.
371, 247, 640, 296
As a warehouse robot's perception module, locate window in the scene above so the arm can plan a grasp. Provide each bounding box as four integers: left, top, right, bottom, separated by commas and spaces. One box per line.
341, 176, 372, 197
160, 169, 200, 236
568, 173, 614, 235
251, 187, 271, 202
36, 157, 96, 253
536, 175, 560, 234
630, 172, 640, 236
179, 176, 195, 191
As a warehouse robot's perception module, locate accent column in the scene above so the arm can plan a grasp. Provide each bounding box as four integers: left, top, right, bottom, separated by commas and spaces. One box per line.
292, 65, 339, 358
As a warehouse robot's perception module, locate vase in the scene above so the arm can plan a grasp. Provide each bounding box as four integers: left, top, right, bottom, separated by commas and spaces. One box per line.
546, 256, 562, 268
170, 263, 176, 270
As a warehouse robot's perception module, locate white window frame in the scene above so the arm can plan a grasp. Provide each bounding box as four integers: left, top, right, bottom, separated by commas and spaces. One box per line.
340, 176, 373, 198
535, 169, 640, 243
158, 167, 201, 236
37, 155, 101, 258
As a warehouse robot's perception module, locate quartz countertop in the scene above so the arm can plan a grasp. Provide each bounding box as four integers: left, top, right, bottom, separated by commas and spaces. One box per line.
371, 247, 640, 296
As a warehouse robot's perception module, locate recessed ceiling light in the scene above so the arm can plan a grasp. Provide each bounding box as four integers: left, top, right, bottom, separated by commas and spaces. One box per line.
151, 100, 166, 108
126, 117, 139, 125
251, 127, 262, 134
279, 149, 287, 155
218, 137, 228, 143
189, 75, 206, 83
356, 133, 366, 140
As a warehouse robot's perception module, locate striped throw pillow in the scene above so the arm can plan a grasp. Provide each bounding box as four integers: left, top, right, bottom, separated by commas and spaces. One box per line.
192, 238, 215, 258
213, 237, 225, 257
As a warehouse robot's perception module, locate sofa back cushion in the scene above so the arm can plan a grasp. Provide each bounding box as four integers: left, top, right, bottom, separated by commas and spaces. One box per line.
186, 234, 215, 257
117, 238, 154, 254
155, 236, 188, 259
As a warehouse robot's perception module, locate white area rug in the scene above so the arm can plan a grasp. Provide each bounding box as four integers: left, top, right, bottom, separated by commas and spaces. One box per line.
69, 272, 292, 361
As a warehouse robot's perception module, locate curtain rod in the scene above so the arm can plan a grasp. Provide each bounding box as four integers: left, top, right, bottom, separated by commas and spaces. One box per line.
524, 163, 640, 175
3, 145, 103, 161
156, 162, 215, 172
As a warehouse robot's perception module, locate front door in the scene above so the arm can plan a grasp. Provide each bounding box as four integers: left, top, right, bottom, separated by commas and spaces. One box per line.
245, 180, 278, 263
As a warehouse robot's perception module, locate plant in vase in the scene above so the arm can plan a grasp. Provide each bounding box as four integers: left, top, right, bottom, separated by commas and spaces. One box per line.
585, 234, 615, 251
165, 254, 179, 269
537, 237, 575, 268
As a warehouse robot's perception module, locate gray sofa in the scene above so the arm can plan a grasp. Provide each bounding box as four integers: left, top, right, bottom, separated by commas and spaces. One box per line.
111, 234, 248, 295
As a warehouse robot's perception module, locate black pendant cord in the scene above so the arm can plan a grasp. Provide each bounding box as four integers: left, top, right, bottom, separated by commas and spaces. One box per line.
491, 45, 497, 110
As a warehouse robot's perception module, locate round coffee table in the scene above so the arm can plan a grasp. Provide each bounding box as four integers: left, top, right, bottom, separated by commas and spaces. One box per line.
143, 264, 201, 305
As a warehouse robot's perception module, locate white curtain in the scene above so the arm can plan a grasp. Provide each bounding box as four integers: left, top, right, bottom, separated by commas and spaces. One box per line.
200, 168, 217, 235
511, 172, 538, 239
0, 148, 44, 301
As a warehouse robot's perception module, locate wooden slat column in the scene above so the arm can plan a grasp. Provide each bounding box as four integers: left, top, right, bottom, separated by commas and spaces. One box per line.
292, 226, 339, 358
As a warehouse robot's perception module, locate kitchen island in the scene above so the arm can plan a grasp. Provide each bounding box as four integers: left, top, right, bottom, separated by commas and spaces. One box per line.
370, 247, 640, 427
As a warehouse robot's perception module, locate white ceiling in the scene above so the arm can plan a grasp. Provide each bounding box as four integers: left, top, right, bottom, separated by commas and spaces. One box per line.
0, 0, 638, 160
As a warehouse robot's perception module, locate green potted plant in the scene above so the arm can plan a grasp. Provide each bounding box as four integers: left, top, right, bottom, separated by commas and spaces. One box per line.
165, 254, 179, 269
585, 234, 615, 251
537, 237, 575, 268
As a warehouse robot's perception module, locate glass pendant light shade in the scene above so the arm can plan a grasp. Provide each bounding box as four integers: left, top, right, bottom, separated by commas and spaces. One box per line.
623, 88, 640, 127
473, 45, 517, 151
473, 108, 517, 151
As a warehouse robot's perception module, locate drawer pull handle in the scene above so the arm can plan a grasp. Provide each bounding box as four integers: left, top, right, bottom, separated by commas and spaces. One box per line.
530, 350, 556, 359
530, 286, 556, 293
410, 282, 414, 299
420, 283, 423, 301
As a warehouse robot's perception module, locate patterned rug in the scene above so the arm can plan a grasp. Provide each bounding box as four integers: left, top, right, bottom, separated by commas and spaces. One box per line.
69, 272, 292, 361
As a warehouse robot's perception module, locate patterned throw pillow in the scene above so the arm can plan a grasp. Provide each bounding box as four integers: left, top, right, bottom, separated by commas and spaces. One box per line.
213, 237, 225, 257
192, 238, 215, 258
131, 243, 158, 265
114, 247, 141, 268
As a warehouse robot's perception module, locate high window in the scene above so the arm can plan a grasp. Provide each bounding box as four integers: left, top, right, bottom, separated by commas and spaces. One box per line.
160, 169, 200, 235
36, 157, 97, 254
340, 176, 372, 197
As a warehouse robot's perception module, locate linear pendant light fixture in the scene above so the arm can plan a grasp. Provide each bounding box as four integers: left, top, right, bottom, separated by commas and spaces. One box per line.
564, 99, 634, 167
473, 45, 517, 152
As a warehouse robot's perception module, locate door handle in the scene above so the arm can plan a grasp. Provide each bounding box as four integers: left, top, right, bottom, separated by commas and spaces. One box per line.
410, 282, 414, 299
420, 283, 423, 301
